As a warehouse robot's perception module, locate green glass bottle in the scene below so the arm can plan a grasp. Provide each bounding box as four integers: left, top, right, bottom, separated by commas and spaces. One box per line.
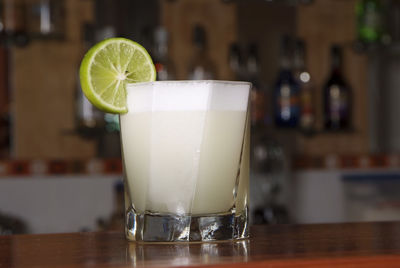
356, 0, 383, 44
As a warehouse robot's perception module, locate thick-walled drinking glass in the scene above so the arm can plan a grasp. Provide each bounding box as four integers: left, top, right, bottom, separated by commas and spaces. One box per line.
120, 80, 250, 242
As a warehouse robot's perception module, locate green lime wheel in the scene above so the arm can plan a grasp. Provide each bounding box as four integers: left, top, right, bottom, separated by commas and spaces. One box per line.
79, 38, 156, 114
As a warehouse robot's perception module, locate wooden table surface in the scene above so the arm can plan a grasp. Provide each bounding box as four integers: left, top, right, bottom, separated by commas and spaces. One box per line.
1, 222, 400, 267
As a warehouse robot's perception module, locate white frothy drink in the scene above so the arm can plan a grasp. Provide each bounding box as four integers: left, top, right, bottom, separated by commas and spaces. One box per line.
120, 81, 250, 215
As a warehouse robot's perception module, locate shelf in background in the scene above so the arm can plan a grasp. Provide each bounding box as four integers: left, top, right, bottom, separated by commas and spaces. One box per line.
0, 159, 122, 177
2, 153, 400, 177
293, 154, 400, 170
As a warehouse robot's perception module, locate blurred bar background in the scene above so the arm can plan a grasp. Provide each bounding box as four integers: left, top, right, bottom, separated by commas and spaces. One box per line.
1, 0, 400, 234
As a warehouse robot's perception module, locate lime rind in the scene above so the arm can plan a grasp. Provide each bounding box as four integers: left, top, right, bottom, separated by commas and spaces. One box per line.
79, 37, 156, 114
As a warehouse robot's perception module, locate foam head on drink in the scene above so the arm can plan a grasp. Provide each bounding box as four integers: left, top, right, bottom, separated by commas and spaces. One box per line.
120, 81, 250, 215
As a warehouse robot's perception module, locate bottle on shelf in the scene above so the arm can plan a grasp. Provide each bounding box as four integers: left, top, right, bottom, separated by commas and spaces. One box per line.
2, 0, 29, 47
228, 42, 243, 80
95, 26, 121, 158
187, 25, 217, 80
244, 43, 289, 225
0, 47, 10, 158
273, 36, 300, 128
293, 39, 315, 135
250, 125, 289, 225
153, 27, 176, 81
356, 0, 384, 44
323, 45, 352, 131
75, 23, 104, 136
247, 43, 267, 128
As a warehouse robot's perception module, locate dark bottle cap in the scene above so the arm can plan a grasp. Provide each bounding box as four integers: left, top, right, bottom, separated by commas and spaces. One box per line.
279, 35, 292, 69
293, 38, 306, 68
331, 44, 342, 68
247, 43, 259, 76
229, 43, 240, 56
248, 43, 258, 57
280, 35, 292, 52
229, 43, 242, 63
295, 39, 305, 53
331, 44, 342, 55
193, 25, 206, 48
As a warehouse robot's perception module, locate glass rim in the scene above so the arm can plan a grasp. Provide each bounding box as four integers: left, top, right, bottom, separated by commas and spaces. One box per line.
126, 80, 252, 88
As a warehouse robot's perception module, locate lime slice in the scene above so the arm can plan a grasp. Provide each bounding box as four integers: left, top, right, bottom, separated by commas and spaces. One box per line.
79, 38, 156, 114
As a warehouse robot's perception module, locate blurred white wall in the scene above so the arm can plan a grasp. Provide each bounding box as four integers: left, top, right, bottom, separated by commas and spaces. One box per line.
0, 176, 121, 234
291, 169, 400, 223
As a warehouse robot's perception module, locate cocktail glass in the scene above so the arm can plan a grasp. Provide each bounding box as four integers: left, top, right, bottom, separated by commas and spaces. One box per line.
120, 80, 250, 242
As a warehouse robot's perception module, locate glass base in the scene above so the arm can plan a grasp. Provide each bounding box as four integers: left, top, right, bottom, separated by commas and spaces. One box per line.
125, 206, 249, 242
